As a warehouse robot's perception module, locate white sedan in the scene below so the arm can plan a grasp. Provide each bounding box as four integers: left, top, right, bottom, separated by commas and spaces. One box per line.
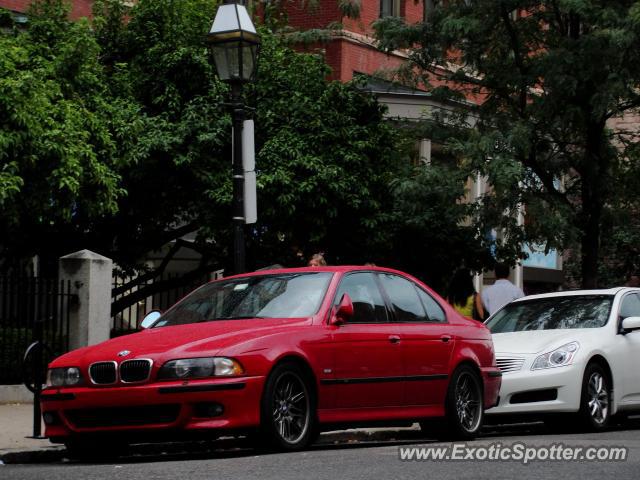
485, 288, 640, 430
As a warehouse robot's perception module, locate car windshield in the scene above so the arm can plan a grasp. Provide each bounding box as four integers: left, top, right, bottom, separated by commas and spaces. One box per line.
152, 272, 333, 327
486, 295, 613, 333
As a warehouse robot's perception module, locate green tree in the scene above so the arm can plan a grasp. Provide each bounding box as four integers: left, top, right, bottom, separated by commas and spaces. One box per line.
375, 0, 640, 287
2, 0, 499, 302
386, 160, 495, 291
0, 1, 131, 272
0, 0, 407, 281
248, 31, 402, 267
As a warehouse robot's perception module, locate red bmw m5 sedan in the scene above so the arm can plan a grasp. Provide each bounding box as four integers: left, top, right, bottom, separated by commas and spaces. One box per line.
41, 266, 501, 455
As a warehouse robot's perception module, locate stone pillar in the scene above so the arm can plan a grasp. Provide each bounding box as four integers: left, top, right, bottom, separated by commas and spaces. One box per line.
58, 250, 113, 351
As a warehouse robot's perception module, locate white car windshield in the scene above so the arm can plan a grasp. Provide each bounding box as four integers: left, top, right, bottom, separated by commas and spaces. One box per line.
152, 272, 333, 327
486, 295, 613, 333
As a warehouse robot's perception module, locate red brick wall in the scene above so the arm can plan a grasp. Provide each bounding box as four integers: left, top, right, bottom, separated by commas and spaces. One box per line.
285, 1, 342, 30
0, 0, 94, 19
0, 0, 32, 13
337, 38, 405, 82
285, 1, 426, 80
402, 0, 424, 24
285, 1, 425, 35
342, 0, 379, 35
294, 38, 406, 83
343, 0, 424, 35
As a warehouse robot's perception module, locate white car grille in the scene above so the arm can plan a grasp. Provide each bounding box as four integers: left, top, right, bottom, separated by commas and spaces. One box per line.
496, 356, 525, 373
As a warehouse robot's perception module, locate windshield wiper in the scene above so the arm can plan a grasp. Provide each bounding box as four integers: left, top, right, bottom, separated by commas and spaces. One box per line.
211, 315, 267, 320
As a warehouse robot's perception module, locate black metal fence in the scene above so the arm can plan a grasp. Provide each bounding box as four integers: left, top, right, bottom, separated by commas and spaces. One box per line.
0, 276, 74, 385
111, 270, 224, 337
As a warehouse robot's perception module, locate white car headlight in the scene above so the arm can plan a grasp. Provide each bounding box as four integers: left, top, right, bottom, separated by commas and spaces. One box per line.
531, 342, 579, 370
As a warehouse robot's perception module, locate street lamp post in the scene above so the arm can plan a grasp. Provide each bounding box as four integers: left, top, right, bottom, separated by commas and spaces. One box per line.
206, 0, 260, 274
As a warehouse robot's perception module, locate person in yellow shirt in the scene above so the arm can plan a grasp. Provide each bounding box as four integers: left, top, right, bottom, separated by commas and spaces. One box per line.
447, 268, 485, 321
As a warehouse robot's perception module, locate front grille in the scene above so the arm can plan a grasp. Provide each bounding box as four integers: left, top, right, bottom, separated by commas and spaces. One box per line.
89, 362, 117, 384
496, 356, 525, 373
120, 359, 152, 383
64, 404, 181, 428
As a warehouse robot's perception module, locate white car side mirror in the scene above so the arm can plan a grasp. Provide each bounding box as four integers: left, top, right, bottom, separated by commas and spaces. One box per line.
140, 310, 162, 329
621, 316, 640, 333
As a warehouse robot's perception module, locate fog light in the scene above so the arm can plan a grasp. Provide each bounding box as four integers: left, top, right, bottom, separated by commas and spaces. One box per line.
43, 411, 59, 425
194, 402, 224, 418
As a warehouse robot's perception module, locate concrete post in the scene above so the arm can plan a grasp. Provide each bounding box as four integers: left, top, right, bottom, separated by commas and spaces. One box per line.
58, 250, 113, 351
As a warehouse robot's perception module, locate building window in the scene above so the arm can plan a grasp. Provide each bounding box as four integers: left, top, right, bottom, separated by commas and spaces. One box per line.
380, 0, 401, 18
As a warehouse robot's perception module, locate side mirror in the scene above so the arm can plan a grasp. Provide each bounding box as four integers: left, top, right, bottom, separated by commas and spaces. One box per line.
140, 310, 162, 329
621, 316, 640, 334
331, 294, 354, 326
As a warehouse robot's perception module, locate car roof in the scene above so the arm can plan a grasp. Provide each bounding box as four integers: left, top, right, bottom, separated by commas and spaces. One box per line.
511, 287, 640, 303
221, 265, 410, 279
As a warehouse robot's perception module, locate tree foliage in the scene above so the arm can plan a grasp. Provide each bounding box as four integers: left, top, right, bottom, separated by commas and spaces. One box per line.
0, 0, 408, 280
249, 32, 402, 267
375, 0, 640, 287
1, 0, 505, 298
0, 1, 129, 267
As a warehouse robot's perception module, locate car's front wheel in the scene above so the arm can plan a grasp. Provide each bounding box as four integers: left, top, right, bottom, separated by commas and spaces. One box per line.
260, 362, 317, 451
578, 363, 611, 431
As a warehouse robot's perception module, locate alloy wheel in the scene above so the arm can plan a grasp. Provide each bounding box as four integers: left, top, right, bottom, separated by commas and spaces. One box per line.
587, 371, 609, 425
454, 371, 482, 433
271, 371, 310, 444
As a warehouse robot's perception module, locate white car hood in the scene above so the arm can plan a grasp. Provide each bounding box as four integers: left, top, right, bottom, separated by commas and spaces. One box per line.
492, 329, 596, 355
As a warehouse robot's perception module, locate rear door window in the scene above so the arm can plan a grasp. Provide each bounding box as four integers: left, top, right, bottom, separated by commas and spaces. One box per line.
378, 274, 428, 323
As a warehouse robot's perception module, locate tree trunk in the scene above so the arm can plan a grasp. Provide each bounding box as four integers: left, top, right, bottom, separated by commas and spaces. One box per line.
580, 120, 608, 289
580, 212, 600, 289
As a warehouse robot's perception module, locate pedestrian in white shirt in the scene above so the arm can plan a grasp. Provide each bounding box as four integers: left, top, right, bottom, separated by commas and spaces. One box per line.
481, 263, 525, 316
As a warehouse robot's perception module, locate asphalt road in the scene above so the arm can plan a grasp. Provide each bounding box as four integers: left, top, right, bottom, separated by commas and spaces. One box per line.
2, 421, 639, 480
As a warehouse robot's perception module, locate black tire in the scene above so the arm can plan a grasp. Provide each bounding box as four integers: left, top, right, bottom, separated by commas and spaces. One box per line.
577, 363, 611, 431
259, 362, 317, 451
421, 365, 484, 440
611, 412, 628, 427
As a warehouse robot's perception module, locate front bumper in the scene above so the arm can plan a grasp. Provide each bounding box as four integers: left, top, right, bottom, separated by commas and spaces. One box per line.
481, 368, 502, 409
486, 356, 583, 415
41, 376, 265, 441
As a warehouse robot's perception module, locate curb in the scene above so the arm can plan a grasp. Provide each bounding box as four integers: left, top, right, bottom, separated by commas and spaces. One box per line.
0, 428, 422, 464
0, 447, 65, 465
317, 428, 423, 445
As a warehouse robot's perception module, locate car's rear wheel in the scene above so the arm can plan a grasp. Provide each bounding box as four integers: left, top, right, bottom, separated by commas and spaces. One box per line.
578, 363, 611, 431
420, 364, 484, 440
260, 362, 317, 451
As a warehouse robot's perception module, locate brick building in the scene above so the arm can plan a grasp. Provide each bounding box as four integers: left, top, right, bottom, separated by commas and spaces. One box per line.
0, 0, 93, 19
284, 0, 425, 83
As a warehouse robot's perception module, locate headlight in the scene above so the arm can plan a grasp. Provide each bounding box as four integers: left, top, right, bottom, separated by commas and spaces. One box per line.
46, 367, 83, 387
531, 342, 579, 370
158, 357, 244, 380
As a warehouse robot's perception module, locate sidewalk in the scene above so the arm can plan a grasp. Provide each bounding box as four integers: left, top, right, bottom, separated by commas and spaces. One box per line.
0, 403, 64, 464
0, 402, 421, 464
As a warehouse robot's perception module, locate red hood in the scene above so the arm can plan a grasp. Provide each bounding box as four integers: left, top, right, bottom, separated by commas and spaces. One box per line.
51, 318, 311, 367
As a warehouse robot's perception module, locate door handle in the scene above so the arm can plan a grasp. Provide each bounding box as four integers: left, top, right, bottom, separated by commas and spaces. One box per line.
440, 335, 452, 343
388, 335, 401, 344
